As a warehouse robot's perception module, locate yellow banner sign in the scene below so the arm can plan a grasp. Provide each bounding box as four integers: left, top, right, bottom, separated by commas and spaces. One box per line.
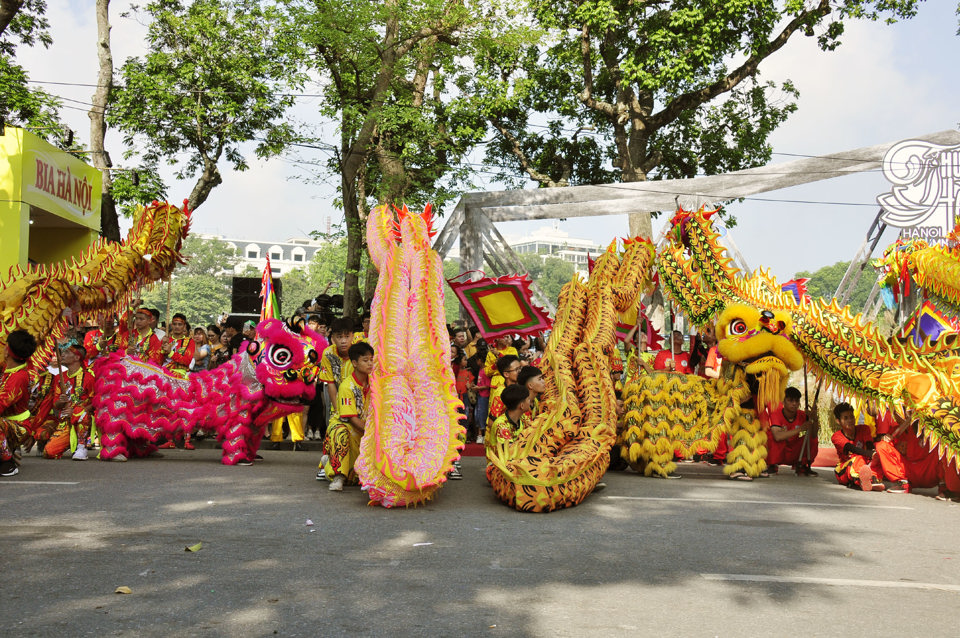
4, 127, 102, 230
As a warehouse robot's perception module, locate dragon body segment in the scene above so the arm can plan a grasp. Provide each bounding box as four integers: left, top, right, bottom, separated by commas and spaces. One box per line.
356, 204, 464, 507
486, 238, 654, 512
0, 200, 190, 372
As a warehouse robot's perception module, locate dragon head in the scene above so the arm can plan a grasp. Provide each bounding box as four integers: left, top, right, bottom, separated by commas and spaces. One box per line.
716, 303, 804, 410
248, 319, 324, 404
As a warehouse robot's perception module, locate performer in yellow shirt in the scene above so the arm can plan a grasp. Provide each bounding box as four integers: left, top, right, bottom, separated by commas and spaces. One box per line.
323, 342, 374, 492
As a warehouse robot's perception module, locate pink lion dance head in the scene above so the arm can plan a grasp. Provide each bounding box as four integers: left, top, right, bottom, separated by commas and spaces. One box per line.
250, 319, 325, 404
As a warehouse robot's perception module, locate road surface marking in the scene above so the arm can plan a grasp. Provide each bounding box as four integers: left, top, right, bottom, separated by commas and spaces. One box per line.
602, 495, 912, 510
701, 573, 960, 593
0, 480, 79, 485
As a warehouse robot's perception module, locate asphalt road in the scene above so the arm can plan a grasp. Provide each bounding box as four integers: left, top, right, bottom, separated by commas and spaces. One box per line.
1, 449, 958, 637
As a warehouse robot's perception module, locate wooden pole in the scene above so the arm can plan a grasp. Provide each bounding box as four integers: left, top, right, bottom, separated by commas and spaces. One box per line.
165, 278, 173, 331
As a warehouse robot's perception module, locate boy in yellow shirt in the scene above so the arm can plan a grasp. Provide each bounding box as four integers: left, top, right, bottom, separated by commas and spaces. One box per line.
323, 341, 374, 492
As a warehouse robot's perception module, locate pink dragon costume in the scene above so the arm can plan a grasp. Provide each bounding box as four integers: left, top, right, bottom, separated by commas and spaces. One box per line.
355, 204, 465, 507
94, 319, 324, 465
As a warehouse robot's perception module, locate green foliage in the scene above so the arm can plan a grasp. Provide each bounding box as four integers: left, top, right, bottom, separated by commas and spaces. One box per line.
0, 1, 68, 139
515, 252, 578, 306
139, 234, 239, 327
109, 156, 169, 217
290, 0, 521, 207
109, 0, 306, 209
288, 0, 537, 314
795, 260, 877, 314
468, 0, 919, 203
1, 0, 52, 53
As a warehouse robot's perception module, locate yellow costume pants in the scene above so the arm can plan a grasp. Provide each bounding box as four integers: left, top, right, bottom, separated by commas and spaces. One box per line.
323, 422, 362, 484
270, 411, 305, 443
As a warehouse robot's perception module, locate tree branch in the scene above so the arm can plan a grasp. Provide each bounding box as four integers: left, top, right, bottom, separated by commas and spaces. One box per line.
491, 119, 565, 187
649, 0, 831, 130
578, 23, 616, 118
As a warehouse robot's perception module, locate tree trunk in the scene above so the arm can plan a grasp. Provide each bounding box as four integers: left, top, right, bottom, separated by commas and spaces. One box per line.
341, 172, 364, 320
337, 1, 402, 319
89, 0, 120, 241
187, 158, 223, 211
0, 0, 24, 37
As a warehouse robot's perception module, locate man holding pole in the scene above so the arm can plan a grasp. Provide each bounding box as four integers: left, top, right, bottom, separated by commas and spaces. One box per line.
766, 386, 819, 475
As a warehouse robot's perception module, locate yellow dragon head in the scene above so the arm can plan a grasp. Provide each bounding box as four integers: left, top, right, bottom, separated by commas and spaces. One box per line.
716, 303, 804, 410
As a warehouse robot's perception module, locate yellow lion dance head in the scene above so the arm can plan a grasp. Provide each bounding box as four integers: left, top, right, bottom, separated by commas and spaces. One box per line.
716, 304, 804, 410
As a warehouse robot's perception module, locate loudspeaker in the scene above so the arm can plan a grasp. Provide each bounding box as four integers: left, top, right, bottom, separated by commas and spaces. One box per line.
231, 277, 283, 314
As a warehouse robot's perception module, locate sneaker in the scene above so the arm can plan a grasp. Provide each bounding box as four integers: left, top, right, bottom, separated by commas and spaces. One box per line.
184, 441, 196, 451
292, 441, 308, 451
449, 463, 463, 480
158, 441, 175, 449
329, 475, 345, 491
592, 481, 607, 493
0, 461, 19, 477
236, 459, 254, 466
72, 445, 88, 461
316, 469, 327, 481
106, 454, 128, 462
887, 480, 911, 494
476, 435, 484, 444
859, 466, 875, 491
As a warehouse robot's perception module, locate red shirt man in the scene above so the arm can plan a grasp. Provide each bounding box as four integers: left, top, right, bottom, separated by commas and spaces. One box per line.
653, 330, 691, 374
766, 387, 818, 474
119, 308, 164, 366
0, 330, 38, 477
830, 402, 881, 491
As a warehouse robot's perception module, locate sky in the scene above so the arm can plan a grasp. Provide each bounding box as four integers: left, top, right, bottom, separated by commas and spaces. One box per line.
14, 1, 960, 282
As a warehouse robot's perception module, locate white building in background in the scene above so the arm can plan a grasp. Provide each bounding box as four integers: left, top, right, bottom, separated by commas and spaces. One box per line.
507, 225, 603, 274
196, 234, 325, 276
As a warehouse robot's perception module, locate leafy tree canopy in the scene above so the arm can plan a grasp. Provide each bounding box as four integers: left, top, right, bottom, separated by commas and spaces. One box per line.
515, 252, 578, 306
0, 0, 70, 142
468, 0, 920, 202
109, 0, 307, 210
795, 260, 877, 314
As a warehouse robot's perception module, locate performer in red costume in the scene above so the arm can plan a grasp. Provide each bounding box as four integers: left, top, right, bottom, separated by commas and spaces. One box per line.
119, 307, 163, 365
161, 313, 196, 378
0, 330, 39, 477
653, 330, 691, 374
831, 402, 882, 491
869, 406, 950, 495
35, 341, 95, 460
766, 387, 819, 476
158, 313, 198, 450
86, 315, 121, 361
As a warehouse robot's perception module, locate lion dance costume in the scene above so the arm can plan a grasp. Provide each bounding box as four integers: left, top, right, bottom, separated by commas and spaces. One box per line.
0, 200, 325, 466
637, 206, 960, 483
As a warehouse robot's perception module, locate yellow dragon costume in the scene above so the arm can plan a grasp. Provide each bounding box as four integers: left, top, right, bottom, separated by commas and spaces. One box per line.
643, 207, 960, 474
486, 237, 654, 512
620, 304, 804, 479
0, 200, 190, 374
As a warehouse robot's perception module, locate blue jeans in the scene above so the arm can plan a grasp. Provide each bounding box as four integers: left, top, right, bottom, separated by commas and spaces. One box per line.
474, 395, 489, 434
